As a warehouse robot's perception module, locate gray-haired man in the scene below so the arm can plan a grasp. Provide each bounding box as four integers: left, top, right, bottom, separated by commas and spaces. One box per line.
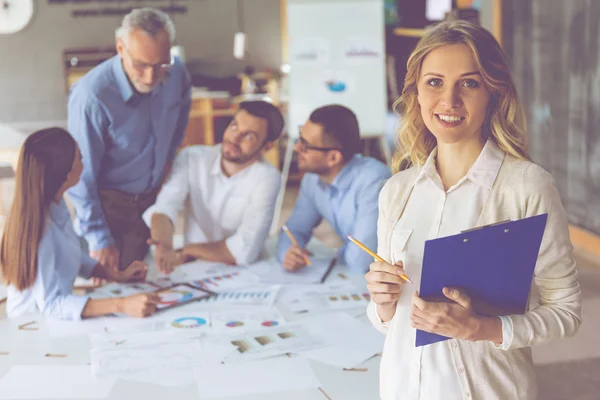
67, 8, 192, 270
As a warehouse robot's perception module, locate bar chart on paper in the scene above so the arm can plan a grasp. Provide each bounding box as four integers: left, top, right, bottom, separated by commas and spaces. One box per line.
195, 285, 280, 306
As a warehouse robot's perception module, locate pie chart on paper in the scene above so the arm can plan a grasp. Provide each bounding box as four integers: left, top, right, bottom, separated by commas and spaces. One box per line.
171, 317, 207, 329
158, 289, 193, 306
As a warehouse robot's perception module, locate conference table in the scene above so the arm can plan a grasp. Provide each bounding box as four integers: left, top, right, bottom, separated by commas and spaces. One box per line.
0, 238, 383, 400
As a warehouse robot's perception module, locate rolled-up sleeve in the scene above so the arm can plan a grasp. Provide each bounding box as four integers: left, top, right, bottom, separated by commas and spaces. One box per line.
143, 147, 191, 227
501, 165, 582, 350
33, 235, 90, 321
227, 170, 281, 265
79, 251, 98, 280
66, 93, 113, 251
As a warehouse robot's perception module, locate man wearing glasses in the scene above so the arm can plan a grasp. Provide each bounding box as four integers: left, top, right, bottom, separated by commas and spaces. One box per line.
276, 105, 391, 273
143, 101, 284, 274
67, 8, 192, 272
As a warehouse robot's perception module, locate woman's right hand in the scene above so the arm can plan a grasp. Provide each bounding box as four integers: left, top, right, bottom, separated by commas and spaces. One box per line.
118, 293, 160, 318
365, 260, 407, 310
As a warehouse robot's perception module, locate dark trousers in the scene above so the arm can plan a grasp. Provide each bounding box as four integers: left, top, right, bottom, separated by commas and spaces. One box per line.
98, 189, 158, 270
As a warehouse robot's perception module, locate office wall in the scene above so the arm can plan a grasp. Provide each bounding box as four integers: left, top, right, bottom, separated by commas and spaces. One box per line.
0, 0, 281, 124
503, 0, 600, 235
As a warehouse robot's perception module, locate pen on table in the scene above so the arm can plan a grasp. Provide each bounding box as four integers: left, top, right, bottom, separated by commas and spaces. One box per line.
346, 235, 412, 283
282, 225, 312, 266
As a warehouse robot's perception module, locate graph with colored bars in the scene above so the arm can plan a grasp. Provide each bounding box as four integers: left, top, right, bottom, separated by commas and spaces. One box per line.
323, 291, 371, 309
196, 287, 279, 306
191, 272, 240, 289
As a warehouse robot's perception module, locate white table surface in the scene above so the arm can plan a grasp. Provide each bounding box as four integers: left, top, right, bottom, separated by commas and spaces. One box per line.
0, 238, 383, 400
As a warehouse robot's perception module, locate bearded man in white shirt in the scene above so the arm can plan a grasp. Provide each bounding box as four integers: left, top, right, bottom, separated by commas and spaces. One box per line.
143, 101, 284, 274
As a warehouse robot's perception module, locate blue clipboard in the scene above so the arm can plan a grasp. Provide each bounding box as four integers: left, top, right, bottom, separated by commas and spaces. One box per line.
416, 213, 548, 347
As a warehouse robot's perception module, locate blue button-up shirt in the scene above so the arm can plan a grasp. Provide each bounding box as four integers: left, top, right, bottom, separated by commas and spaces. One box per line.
7, 200, 97, 320
66, 55, 192, 251
277, 155, 391, 272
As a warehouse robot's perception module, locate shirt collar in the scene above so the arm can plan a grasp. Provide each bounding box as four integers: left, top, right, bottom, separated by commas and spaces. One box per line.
49, 199, 71, 229
210, 145, 259, 179
465, 139, 505, 190
415, 147, 439, 185
319, 154, 362, 192
415, 140, 505, 190
210, 148, 224, 176
112, 56, 135, 103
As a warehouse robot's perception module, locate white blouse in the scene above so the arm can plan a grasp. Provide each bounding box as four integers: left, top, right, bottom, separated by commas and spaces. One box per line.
382, 140, 505, 400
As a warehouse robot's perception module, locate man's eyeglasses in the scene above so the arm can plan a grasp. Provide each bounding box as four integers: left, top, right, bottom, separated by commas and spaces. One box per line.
295, 136, 341, 153
123, 44, 174, 73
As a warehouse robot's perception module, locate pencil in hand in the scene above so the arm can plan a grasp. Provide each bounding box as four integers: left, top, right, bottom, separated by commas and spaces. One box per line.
282, 225, 312, 266
346, 235, 412, 283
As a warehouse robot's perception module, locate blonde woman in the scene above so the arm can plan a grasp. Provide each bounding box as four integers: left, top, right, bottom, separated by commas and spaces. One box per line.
1, 128, 159, 320
366, 20, 581, 400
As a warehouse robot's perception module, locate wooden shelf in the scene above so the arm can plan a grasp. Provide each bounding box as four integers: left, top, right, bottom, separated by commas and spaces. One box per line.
393, 27, 426, 38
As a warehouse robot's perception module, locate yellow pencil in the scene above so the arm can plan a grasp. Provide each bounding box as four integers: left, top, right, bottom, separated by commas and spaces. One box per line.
346, 235, 412, 283
282, 225, 312, 266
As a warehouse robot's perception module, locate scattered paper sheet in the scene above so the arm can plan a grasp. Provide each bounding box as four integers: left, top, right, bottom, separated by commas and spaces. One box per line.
90, 340, 205, 377
279, 280, 367, 313
119, 344, 232, 387
202, 323, 324, 363
251, 257, 335, 284
0, 365, 116, 399
170, 262, 260, 292
194, 357, 322, 399
210, 306, 286, 334
122, 368, 195, 388
298, 312, 384, 369
88, 282, 158, 299
195, 285, 280, 306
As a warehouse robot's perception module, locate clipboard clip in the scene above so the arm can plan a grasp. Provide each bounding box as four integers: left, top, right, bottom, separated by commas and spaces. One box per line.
461, 220, 512, 234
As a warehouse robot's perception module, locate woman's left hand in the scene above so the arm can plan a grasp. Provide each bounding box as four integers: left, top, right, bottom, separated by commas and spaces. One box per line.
410, 287, 480, 341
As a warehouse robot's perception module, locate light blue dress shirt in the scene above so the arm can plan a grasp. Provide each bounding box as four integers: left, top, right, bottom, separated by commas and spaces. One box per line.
277, 155, 391, 272
7, 200, 97, 320
66, 55, 192, 251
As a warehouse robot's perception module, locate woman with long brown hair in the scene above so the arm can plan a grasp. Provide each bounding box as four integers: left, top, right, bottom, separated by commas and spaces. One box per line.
1, 128, 159, 320
365, 21, 581, 399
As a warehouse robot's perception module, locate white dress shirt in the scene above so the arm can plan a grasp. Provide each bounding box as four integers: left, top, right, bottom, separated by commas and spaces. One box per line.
368, 140, 582, 400
143, 145, 281, 265
7, 200, 96, 320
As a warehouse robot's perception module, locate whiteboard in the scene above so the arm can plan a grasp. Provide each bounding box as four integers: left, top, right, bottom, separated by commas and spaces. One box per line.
286, 0, 387, 138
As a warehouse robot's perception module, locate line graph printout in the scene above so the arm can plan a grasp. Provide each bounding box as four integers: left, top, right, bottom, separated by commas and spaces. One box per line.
90, 341, 205, 377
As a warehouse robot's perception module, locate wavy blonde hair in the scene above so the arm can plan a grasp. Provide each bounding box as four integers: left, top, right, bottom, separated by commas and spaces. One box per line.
392, 20, 528, 173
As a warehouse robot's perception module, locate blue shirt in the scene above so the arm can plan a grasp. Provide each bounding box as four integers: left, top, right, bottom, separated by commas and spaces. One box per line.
7, 201, 97, 321
66, 55, 192, 251
277, 155, 391, 272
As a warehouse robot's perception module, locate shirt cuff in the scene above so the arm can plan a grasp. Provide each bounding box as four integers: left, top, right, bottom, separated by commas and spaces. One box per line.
225, 235, 259, 266
84, 229, 114, 252
63, 295, 91, 321
367, 301, 390, 334
142, 204, 178, 230
79, 251, 98, 279
492, 315, 514, 350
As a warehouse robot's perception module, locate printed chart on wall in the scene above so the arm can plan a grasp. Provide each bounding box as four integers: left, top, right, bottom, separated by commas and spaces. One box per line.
287, 0, 386, 138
